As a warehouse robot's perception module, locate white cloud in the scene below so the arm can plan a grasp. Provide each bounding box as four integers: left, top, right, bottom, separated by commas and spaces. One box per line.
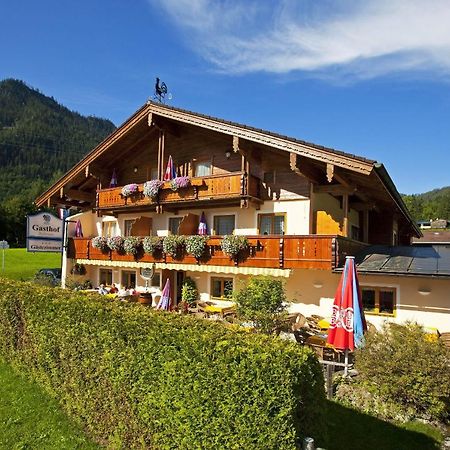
149, 0, 450, 79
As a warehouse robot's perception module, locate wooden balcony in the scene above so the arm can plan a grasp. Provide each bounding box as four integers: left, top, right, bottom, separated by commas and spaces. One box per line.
96, 172, 261, 211
68, 235, 368, 271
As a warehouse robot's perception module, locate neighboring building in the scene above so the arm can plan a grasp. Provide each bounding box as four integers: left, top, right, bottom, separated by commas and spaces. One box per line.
36, 101, 449, 332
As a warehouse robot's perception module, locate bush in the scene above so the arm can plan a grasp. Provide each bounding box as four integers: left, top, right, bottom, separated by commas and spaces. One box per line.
181, 277, 198, 306
123, 236, 142, 255
337, 322, 450, 422
0, 278, 327, 449
235, 276, 287, 333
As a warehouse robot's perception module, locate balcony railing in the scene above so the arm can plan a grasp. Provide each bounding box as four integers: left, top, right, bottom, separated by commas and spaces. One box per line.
68, 235, 367, 271
96, 172, 261, 210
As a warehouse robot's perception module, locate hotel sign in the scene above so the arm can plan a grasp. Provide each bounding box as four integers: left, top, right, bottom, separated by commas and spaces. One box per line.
27, 212, 63, 253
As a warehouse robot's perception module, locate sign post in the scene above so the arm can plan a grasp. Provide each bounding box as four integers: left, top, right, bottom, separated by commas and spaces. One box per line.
0, 240, 9, 272
26, 212, 63, 253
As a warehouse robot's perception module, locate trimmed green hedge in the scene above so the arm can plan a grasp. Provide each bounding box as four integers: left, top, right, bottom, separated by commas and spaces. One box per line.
0, 279, 326, 449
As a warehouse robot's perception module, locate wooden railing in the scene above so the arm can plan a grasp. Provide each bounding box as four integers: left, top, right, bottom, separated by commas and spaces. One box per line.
68, 235, 366, 271
96, 172, 261, 210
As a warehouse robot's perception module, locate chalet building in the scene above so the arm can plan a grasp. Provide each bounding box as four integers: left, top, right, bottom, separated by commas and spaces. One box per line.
36, 101, 450, 332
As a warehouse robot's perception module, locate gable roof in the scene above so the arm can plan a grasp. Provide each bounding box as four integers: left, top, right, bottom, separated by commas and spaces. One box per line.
34, 100, 420, 237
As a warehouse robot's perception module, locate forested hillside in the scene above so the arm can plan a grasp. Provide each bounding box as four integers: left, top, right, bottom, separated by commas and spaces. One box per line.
402, 187, 450, 222
0, 79, 116, 246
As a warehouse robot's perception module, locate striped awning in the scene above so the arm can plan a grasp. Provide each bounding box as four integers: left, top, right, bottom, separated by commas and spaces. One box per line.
75, 258, 291, 277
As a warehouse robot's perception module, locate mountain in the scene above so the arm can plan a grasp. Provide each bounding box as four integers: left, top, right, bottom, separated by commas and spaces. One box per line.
402, 187, 450, 223
0, 78, 116, 201
0, 79, 116, 245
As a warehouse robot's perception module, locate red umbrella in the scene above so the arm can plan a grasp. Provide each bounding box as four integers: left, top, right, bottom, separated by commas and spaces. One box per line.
156, 278, 172, 311
327, 256, 366, 374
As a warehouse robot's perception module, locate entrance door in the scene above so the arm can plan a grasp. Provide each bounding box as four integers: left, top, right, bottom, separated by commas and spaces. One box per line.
176, 271, 185, 306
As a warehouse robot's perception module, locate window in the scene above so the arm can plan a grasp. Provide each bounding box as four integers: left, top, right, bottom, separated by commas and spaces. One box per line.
151, 167, 159, 180
361, 286, 396, 315
351, 225, 360, 241
151, 272, 161, 288
124, 219, 135, 237
213, 215, 235, 235
99, 269, 112, 286
211, 277, 233, 299
169, 217, 183, 235
102, 221, 116, 237
194, 160, 212, 177
121, 270, 136, 288
258, 213, 285, 235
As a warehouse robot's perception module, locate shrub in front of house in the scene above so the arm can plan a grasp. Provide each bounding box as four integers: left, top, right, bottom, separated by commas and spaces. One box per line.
181, 277, 199, 307
234, 276, 287, 333
0, 278, 327, 449
335, 322, 450, 422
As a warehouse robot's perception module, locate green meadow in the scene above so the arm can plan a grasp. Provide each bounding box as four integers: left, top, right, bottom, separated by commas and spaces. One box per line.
0, 248, 61, 281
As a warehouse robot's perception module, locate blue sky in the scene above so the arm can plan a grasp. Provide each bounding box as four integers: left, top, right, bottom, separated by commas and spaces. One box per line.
1, 0, 449, 195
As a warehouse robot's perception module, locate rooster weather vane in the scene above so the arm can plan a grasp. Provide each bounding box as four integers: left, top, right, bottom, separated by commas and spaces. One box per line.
154, 77, 171, 104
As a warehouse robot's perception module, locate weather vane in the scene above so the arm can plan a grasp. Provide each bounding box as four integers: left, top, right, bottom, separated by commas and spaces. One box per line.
154, 77, 172, 103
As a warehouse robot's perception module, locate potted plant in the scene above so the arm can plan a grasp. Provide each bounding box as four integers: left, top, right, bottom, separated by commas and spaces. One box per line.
169, 176, 190, 191
142, 236, 164, 255
162, 235, 185, 258
221, 235, 249, 259
185, 235, 209, 260
121, 183, 139, 197
123, 236, 142, 255
92, 236, 109, 252
107, 235, 125, 252
143, 179, 164, 199
181, 277, 198, 307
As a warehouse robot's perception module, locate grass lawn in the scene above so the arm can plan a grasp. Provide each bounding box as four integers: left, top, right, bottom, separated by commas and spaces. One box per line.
0, 248, 61, 281
0, 359, 99, 450
326, 400, 443, 450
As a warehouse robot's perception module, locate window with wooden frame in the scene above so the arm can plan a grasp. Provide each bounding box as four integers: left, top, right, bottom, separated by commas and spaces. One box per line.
194, 159, 212, 177
168, 217, 183, 235
361, 286, 396, 316
121, 270, 136, 289
211, 277, 233, 299
258, 213, 285, 235
213, 215, 235, 236
99, 269, 112, 286
102, 220, 116, 237
150, 167, 159, 180
124, 219, 135, 237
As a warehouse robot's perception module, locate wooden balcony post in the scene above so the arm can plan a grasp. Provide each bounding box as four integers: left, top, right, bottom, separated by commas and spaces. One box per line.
279, 237, 284, 269
342, 193, 349, 237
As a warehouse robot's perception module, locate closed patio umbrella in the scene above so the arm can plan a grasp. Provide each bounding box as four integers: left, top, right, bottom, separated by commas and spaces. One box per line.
74, 219, 83, 238
327, 256, 366, 375
198, 211, 207, 235
163, 155, 176, 181
156, 278, 172, 311
110, 168, 118, 188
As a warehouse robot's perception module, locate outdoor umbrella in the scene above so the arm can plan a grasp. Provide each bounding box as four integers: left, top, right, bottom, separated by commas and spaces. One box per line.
327, 256, 366, 375
110, 168, 118, 188
74, 219, 83, 238
198, 211, 208, 235
163, 155, 176, 181
156, 278, 172, 311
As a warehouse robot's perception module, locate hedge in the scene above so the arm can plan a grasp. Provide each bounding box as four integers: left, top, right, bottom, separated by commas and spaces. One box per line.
0, 279, 326, 449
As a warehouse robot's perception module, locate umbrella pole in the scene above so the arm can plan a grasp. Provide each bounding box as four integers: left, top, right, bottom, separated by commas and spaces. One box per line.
344, 349, 349, 377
